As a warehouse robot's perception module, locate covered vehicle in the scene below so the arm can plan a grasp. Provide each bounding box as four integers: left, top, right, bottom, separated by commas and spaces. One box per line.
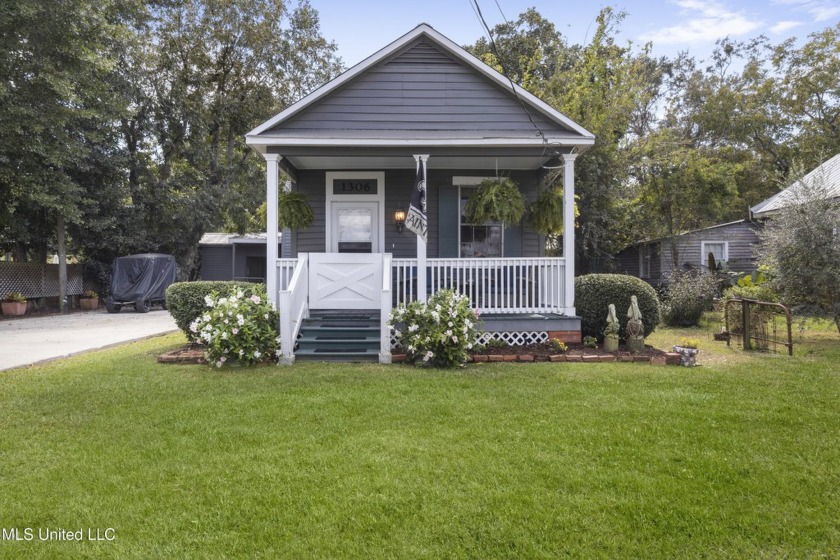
106, 254, 177, 313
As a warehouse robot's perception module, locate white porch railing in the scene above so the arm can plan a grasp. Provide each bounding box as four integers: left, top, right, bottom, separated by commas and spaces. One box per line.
392, 257, 565, 313
276, 255, 567, 348
379, 254, 393, 363
278, 254, 309, 364
278, 258, 298, 292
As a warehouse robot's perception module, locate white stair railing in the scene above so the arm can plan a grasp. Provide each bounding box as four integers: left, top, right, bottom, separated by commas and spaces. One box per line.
379, 253, 393, 364
278, 254, 308, 365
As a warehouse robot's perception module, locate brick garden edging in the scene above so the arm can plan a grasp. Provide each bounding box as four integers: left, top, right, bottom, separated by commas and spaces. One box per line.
392, 352, 682, 366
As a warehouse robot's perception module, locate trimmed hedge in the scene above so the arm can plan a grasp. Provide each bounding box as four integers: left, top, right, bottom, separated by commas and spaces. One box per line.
575, 274, 660, 340
166, 281, 264, 341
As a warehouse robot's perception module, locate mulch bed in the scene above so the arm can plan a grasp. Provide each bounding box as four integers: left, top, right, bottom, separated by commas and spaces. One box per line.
394, 342, 681, 366
471, 342, 665, 358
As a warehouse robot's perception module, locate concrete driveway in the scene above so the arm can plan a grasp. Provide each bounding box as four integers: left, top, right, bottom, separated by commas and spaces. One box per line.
0, 309, 178, 371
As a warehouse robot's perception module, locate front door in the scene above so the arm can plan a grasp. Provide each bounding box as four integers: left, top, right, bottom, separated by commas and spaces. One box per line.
330, 202, 379, 253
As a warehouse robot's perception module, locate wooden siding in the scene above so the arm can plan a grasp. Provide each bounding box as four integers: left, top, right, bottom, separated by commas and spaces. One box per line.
289, 168, 545, 259
660, 222, 761, 277
268, 40, 574, 138
617, 221, 761, 284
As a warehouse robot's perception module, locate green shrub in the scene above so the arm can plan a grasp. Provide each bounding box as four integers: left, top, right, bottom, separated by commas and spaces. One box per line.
722, 283, 780, 303
166, 281, 263, 341
390, 289, 482, 368
661, 271, 719, 327
191, 286, 279, 367
575, 274, 660, 340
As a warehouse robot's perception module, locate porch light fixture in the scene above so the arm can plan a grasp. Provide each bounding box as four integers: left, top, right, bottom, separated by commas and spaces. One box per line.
394, 208, 406, 232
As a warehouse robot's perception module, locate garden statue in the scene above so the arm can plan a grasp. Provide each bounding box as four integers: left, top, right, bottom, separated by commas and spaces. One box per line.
626, 295, 645, 353
604, 304, 619, 352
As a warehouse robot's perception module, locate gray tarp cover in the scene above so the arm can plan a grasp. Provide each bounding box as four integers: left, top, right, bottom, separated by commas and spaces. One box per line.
110, 254, 177, 303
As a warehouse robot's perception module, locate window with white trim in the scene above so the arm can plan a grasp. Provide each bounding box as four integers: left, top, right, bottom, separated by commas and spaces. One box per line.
639, 245, 651, 278
459, 188, 503, 258
701, 241, 728, 268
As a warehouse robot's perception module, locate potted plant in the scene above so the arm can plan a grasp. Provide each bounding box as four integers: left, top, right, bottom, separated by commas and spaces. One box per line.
463, 177, 525, 226
672, 337, 700, 366
278, 191, 314, 230
2, 291, 27, 316
603, 303, 619, 352
80, 290, 99, 310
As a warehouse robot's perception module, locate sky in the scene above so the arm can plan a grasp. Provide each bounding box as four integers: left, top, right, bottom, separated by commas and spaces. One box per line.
309, 0, 840, 67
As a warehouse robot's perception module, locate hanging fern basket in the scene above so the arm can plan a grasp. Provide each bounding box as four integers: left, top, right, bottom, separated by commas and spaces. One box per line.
529, 187, 579, 235
463, 177, 525, 226
277, 191, 314, 230
529, 187, 564, 235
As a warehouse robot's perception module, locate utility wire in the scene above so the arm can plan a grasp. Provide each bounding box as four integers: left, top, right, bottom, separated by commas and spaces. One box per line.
468, 0, 546, 144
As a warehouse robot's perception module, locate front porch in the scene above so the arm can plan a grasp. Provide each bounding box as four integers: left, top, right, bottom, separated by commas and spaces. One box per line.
276, 253, 580, 363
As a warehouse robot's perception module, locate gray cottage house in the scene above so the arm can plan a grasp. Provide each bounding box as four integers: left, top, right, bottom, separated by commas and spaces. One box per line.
615, 220, 762, 285
245, 24, 595, 363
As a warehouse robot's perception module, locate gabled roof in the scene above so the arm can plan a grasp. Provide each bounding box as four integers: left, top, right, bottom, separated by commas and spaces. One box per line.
246, 23, 594, 153
751, 153, 840, 218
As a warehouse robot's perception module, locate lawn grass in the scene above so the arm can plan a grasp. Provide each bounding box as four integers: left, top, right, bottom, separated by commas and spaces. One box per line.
1, 323, 839, 558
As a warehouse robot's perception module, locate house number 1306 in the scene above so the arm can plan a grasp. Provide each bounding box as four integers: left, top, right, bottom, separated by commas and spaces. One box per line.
333, 179, 377, 194
341, 182, 372, 192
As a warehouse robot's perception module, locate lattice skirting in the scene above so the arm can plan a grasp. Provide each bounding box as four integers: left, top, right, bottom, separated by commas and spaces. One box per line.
0, 262, 84, 298
391, 330, 549, 350
477, 331, 549, 346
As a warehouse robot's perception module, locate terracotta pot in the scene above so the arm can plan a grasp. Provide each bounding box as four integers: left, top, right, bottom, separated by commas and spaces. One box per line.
2, 301, 27, 316
80, 298, 98, 310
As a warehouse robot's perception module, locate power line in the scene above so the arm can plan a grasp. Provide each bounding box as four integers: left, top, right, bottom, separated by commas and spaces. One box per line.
468, 0, 546, 144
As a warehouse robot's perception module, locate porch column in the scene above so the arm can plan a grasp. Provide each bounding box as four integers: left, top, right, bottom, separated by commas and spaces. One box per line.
264, 153, 280, 306
282, 179, 293, 260
414, 154, 429, 303
563, 153, 577, 315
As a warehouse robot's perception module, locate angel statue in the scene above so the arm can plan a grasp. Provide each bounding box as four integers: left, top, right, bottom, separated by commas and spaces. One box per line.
626, 295, 645, 352
604, 304, 620, 352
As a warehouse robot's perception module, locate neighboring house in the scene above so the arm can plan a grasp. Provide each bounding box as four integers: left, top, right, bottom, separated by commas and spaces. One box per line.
750, 152, 840, 218
198, 233, 282, 283
615, 220, 762, 285
245, 23, 595, 363
617, 153, 840, 285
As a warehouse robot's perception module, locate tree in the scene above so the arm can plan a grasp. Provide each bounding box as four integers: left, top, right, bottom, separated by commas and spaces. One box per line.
468, 8, 667, 271
0, 0, 140, 309
125, 0, 342, 273
758, 167, 840, 333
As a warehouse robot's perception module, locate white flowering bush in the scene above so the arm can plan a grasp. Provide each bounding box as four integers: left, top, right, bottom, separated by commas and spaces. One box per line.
190, 286, 280, 368
389, 289, 482, 368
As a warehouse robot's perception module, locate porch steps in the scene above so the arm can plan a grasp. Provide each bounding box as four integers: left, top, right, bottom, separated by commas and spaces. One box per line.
295, 311, 381, 362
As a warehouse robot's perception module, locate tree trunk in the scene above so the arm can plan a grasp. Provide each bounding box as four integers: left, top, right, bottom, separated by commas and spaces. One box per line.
57, 214, 68, 314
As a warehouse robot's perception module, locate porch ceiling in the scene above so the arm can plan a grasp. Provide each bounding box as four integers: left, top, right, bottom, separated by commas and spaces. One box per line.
262, 144, 575, 171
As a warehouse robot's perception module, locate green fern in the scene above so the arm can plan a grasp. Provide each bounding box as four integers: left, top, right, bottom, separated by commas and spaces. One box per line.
463, 178, 525, 226
277, 191, 314, 230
